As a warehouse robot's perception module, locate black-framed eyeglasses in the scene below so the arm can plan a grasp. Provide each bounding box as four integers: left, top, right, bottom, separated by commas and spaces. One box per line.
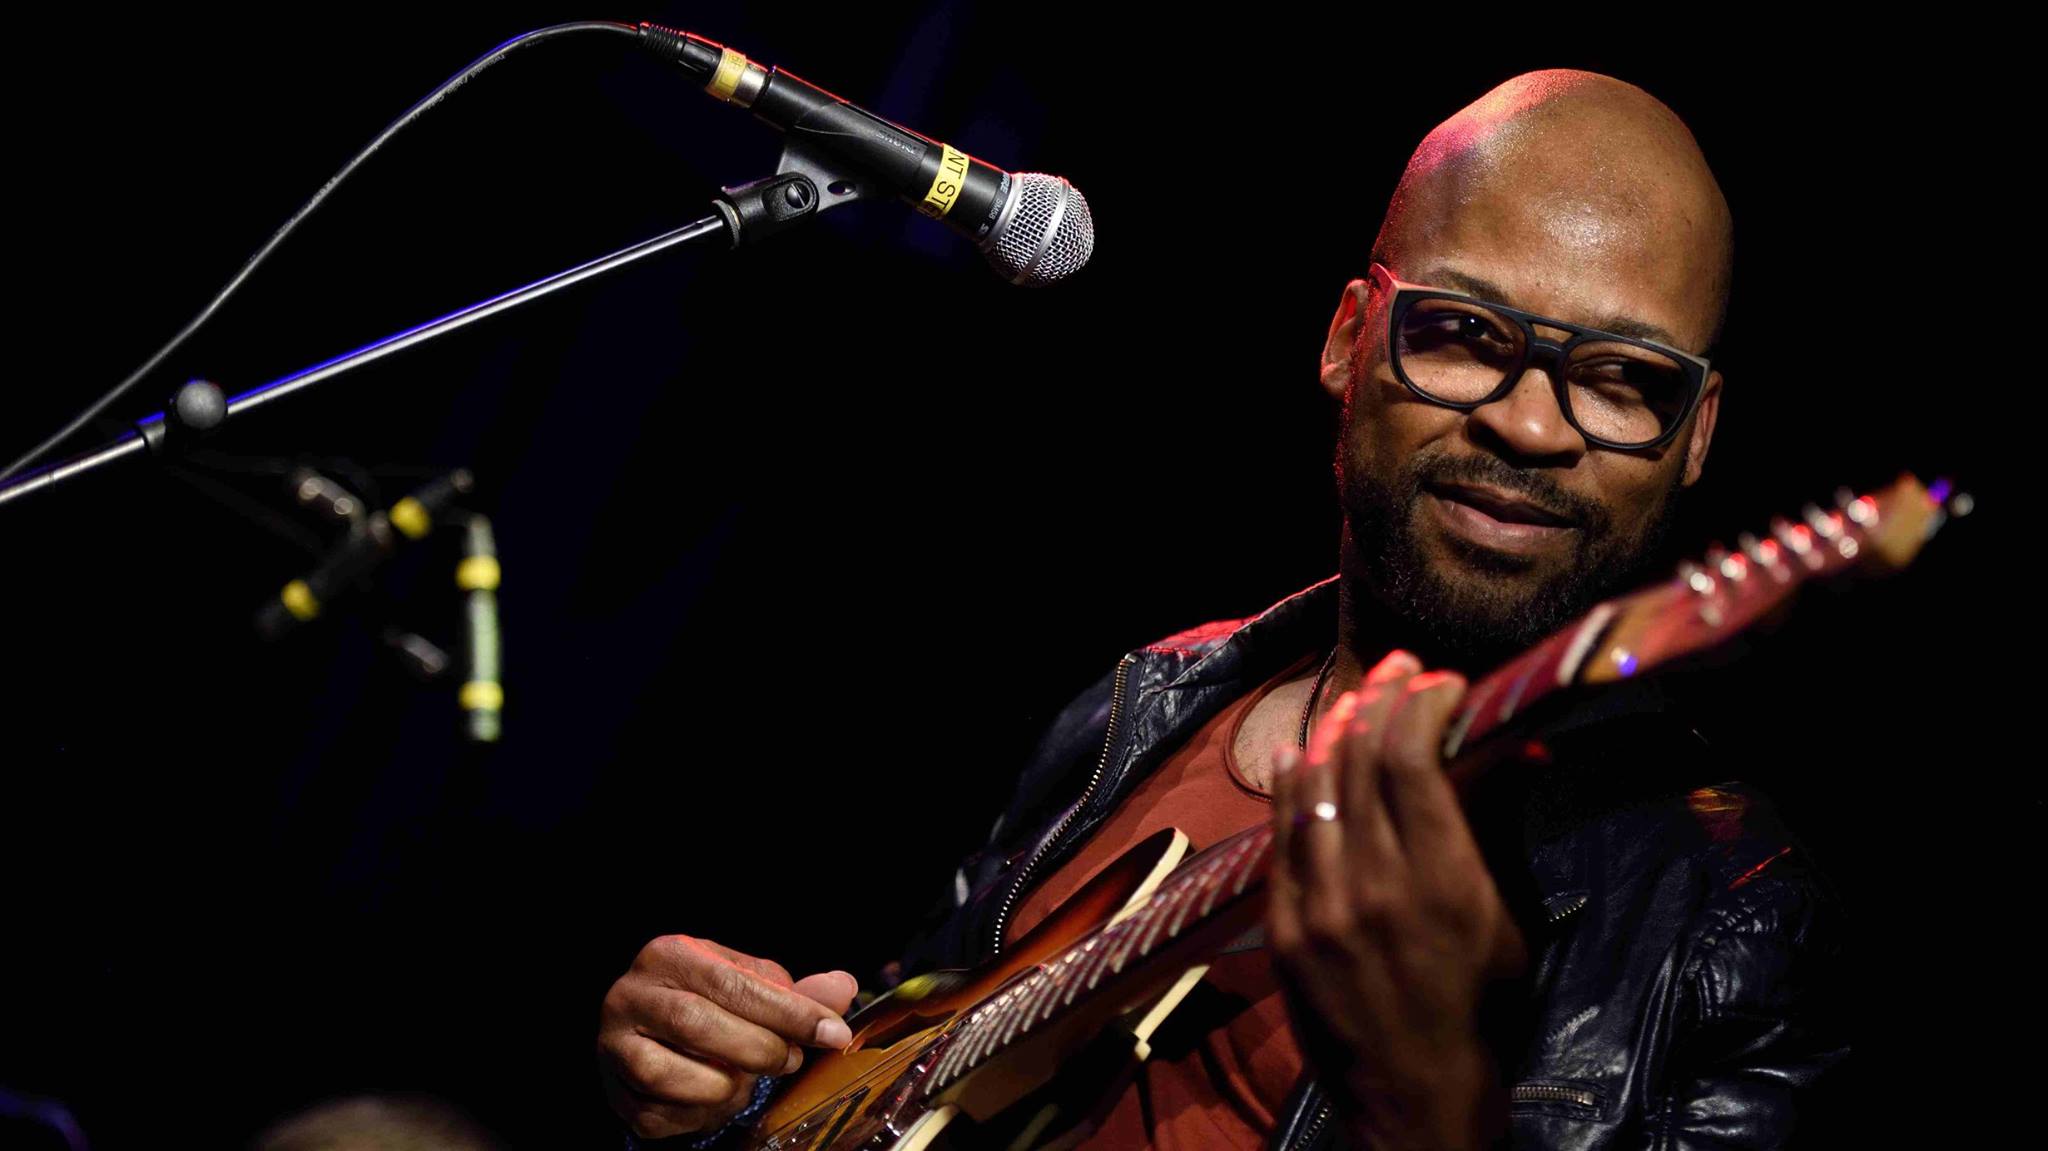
1367, 262, 1712, 452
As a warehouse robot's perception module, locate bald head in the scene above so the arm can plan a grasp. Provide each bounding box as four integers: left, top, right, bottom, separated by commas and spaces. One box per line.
1371, 69, 1734, 354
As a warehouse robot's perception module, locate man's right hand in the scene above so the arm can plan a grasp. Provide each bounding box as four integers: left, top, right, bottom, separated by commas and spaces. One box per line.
597, 935, 859, 1140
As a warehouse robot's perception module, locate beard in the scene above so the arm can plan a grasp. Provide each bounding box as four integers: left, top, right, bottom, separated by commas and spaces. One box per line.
1337, 434, 1688, 672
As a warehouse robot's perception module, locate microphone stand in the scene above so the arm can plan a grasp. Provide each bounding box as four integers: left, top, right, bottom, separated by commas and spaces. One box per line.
0, 168, 836, 509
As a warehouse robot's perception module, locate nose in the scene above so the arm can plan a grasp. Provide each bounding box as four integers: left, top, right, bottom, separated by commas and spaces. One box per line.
1465, 339, 1586, 466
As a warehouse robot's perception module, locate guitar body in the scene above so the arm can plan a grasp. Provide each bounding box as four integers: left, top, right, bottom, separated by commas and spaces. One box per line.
746, 827, 1199, 1151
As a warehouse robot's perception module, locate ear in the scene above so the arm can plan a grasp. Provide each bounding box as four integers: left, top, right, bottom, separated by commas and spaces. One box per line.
1680, 369, 1722, 487
1320, 279, 1374, 402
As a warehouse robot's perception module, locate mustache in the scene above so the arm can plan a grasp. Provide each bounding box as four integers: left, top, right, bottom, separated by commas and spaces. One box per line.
1409, 449, 1609, 534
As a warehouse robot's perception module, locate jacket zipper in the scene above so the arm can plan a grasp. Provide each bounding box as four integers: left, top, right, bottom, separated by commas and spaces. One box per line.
1287, 1098, 1332, 1151
989, 653, 1134, 955
1546, 893, 1590, 924
1508, 1082, 1598, 1109
1284, 1075, 1599, 1150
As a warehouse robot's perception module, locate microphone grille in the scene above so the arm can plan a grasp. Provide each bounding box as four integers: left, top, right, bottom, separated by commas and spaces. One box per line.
983, 173, 1094, 287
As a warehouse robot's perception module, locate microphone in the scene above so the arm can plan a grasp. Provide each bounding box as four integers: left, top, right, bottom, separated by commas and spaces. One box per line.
636, 23, 1094, 286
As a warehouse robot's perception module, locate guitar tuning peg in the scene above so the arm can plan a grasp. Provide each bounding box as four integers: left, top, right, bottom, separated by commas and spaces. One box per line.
1717, 549, 1749, 584
1778, 513, 1824, 569
1739, 531, 1789, 581
1677, 560, 1715, 596
1803, 503, 1844, 541
1845, 495, 1880, 526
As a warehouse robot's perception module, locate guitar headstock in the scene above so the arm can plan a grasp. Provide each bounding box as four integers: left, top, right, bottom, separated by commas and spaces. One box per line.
1573, 473, 1966, 687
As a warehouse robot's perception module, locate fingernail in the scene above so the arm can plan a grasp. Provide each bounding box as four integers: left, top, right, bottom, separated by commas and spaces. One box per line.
1368, 649, 1419, 680
1407, 669, 1463, 693
782, 1047, 804, 1075
815, 1017, 852, 1048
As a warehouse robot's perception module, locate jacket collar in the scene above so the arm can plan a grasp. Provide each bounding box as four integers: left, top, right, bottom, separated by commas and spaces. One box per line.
1140, 573, 1343, 697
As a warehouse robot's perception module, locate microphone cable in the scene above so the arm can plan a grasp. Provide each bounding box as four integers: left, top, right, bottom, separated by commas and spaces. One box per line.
0, 19, 639, 484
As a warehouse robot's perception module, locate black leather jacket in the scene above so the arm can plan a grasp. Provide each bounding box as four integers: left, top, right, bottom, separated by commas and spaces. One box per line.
881, 574, 1853, 1150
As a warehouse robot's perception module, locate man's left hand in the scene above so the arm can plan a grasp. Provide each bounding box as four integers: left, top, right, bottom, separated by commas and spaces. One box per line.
1266, 648, 1528, 1151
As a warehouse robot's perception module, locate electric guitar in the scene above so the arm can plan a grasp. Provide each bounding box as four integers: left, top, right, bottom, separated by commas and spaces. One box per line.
744, 474, 1964, 1151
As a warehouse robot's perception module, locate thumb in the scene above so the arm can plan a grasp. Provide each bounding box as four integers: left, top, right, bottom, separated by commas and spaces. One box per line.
792, 969, 860, 1014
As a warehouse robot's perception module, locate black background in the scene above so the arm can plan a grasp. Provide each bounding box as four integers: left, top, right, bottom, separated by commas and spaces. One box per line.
0, 5, 2015, 1147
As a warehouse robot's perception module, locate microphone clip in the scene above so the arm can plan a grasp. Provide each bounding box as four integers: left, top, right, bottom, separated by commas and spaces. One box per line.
715, 140, 883, 248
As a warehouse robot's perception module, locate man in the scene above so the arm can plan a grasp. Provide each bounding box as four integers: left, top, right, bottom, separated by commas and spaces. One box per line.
597, 69, 1849, 1149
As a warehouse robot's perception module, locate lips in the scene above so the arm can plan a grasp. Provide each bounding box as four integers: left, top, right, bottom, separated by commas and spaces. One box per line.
1424, 480, 1578, 529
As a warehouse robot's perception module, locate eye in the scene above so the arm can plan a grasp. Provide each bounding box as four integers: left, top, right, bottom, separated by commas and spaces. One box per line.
1405, 309, 1517, 354
1444, 314, 1507, 345
1569, 355, 1687, 411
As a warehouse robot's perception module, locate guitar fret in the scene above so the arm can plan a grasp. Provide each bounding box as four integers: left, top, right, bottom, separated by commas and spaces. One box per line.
1029, 947, 1087, 1028
1231, 831, 1271, 896
1453, 674, 1502, 753
1555, 603, 1618, 686
1495, 651, 1540, 723
945, 1010, 986, 1084
1106, 908, 1147, 976
1071, 933, 1111, 1002
981, 984, 1030, 1065
1167, 859, 1227, 937
1146, 862, 1215, 943
1211, 836, 1255, 910
964, 989, 1017, 1071
999, 969, 1054, 1048
932, 1020, 972, 1088
1039, 940, 1096, 1022
1097, 913, 1146, 974
1079, 931, 1119, 995
1136, 869, 1205, 957
1016, 954, 1073, 1035
1173, 840, 1251, 933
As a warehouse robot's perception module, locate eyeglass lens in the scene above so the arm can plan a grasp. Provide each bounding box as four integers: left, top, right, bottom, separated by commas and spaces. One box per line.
1396, 297, 1692, 447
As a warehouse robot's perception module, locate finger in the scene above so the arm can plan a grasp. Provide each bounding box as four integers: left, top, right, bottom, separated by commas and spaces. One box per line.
699, 939, 795, 987
1378, 671, 1477, 861
608, 1032, 746, 1106
1305, 682, 1360, 766
1339, 676, 1409, 877
792, 970, 860, 1014
1266, 744, 1306, 957
1366, 648, 1423, 685
1295, 696, 1352, 938
624, 982, 807, 1076
654, 939, 854, 1048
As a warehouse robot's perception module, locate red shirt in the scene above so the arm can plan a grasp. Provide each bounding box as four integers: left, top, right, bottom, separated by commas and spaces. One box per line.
1006, 650, 1320, 1150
